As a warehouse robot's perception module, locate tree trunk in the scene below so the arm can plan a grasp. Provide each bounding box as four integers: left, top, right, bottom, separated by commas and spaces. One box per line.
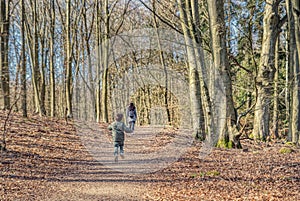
96, 0, 102, 123
177, 0, 206, 140
291, 51, 300, 144
20, 0, 27, 117
286, 0, 295, 142
152, 1, 171, 125
292, 0, 300, 61
26, 0, 42, 115
0, 0, 10, 110
272, 37, 279, 139
39, 25, 46, 116
49, 0, 55, 117
101, 0, 109, 123
207, 0, 240, 148
65, 0, 73, 118
253, 0, 281, 141
190, 0, 210, 140
82, 0, 96, 120
290, 0, 300, 144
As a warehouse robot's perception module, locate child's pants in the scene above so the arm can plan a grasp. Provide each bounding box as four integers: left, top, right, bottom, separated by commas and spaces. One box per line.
114, 141, 124, 156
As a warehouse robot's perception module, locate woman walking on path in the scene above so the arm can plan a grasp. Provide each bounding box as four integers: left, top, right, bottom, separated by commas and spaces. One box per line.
126, 102, 137, 131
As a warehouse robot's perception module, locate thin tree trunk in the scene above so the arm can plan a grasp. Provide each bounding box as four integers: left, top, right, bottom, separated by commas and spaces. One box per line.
152, 1, 171, 125
83, 0, 96, 120
49, 0, 55, 117
286, 0, 295, 142
65, 0, 73, 118
291, 49, 300, 144
272, 37, 279, 139
190, 0, 211, 141
33, 1, 40, 115
96, 0, 102, 123
20, 0, 27, 117
291, 0, 300, 144
285, 29, 291, 126
39, 24, 46, 116
26, 0, 42, 115
0, 0, 10, 110
101, 0, 109, 123
292, 0, 300, 61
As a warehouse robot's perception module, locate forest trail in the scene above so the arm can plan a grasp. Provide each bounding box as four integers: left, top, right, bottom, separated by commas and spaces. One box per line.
1, 114, 299, 201
76, 123, 194, 174
38, 124, 194, 201
45, 123, 193, 200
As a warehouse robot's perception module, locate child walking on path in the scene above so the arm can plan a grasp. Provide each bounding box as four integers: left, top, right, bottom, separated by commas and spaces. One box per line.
108, 113, 133, 162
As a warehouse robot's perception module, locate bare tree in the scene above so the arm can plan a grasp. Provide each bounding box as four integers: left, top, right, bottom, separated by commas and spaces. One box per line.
100, 0, 110, 123
272, 37, 279, 139
177, 0, 207, 139
48, 0, 55, 117
65, 0, 73, 118
152, 1, 171, 125
39, 2, 47, 116
289, 0, 300, 144
82, 0, 96, 120
0, 0, 10, 110
253, 0, 285, 141
97, 0, 128, 123
25, 0, 45, 116
96, 0, 102, 122
207, 0, 241, 148
292, 0, 300, 60
20, 0, 27, 117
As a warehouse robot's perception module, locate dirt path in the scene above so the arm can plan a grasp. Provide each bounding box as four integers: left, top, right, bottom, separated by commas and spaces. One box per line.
40, 124, 194, 200
43, 179, 149, 200
2, 115, 299, 201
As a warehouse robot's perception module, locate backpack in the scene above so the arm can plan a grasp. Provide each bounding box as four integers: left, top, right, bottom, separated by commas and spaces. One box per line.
129, 109, 135, 118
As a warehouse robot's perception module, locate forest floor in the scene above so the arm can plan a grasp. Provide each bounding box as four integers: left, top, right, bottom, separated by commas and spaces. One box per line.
0, 111, 299, 201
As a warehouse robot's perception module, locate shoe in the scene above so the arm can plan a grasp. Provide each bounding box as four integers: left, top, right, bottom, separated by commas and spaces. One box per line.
120, 153, 125, 159
114, 155, 118, 162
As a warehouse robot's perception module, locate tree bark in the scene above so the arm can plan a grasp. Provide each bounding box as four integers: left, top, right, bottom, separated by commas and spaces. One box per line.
96, 0, 102, 123
0, 0, 10, 110
26, 0, 42, 115
152, 1, 171, 125
49, 0, 56, 117
290, 0, 300, 144
253, 0, 281, 141
65, 0, 73, 118
207, 0, 240, 148
177, 0, 206, 140
83, 0, 96, 120
39, 18, 46, 116
272, 37, 279, 139
101, 0, 109, 123
291, 0, 300, 61
20, 0, 27, 117
286, 0, 295, 142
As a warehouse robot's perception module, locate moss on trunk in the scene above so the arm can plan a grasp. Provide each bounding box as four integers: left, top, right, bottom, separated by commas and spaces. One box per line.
216, 139, 233, 148
216, 139, 242, 149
